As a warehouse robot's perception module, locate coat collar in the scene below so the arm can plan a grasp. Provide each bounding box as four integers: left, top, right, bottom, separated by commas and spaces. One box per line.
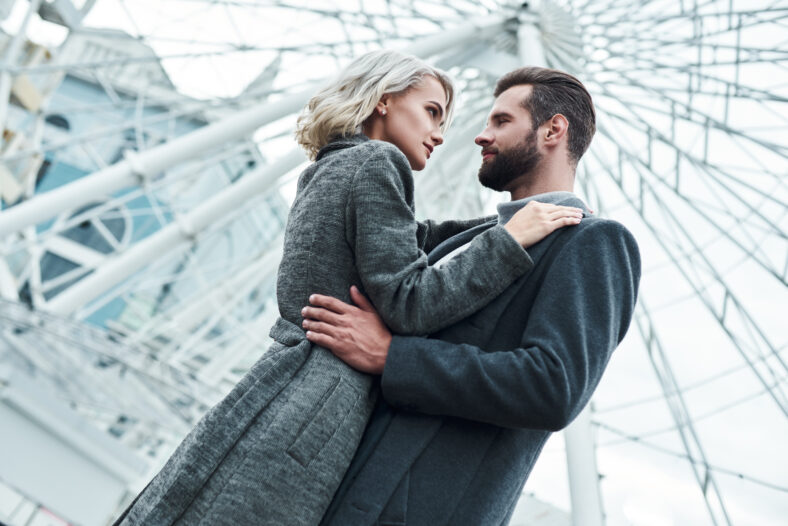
497, 191, 591, 224
427, 191, 590, 264
315, 134, 369, 161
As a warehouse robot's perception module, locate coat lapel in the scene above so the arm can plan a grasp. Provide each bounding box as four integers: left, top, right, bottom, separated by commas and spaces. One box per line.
427, 220, 497, 265
332, 222, 499, 525
330, 413, 443, 525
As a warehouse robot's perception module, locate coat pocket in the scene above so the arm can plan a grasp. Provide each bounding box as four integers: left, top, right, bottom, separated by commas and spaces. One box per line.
287, 375, 360, 468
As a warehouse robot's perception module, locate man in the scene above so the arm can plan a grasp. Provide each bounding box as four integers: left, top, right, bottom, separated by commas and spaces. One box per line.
303, 67, 641, 525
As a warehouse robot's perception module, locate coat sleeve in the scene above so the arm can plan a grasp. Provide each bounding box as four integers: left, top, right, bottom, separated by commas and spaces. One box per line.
346, 144, 533, 335
379, 221, 641, 430
416, 216, 497, 253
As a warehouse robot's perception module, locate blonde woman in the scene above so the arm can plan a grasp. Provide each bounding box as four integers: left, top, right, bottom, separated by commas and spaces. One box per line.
114, 50, 583, 525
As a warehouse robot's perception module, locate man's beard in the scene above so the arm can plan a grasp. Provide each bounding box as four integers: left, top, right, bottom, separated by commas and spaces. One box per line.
477, 130, 542, 192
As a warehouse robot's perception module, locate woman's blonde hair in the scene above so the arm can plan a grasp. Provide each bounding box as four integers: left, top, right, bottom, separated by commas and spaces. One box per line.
295, 49, 455, 160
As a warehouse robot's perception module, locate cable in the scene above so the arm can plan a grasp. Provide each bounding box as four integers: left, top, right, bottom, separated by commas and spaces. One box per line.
595, 421, 788, 493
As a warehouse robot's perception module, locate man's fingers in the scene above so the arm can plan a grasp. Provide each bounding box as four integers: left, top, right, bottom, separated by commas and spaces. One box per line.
350, 286, 376, 313
308, 293, 351, 314
305, 330, 340, 352
302, 305, 343, 325
302, 319, 338, 337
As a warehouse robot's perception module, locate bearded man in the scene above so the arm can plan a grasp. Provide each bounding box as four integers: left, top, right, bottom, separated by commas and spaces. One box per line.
304, 66, 642, 526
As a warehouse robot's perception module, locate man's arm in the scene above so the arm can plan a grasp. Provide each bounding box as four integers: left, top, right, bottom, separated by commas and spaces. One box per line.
381, 221, 640, 430
305, 221, 640, 430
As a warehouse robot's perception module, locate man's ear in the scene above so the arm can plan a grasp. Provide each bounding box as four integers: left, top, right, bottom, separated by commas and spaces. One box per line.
544, 114, 569, 144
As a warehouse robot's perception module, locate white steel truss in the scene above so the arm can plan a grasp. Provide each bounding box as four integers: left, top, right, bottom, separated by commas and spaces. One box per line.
0, 1, 786, 525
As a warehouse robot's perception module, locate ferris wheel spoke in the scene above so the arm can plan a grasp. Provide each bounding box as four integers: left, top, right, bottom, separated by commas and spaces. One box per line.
601, 85, 788, 196
623, 6, 788, 34
594, 420, 788, 494
634, 297, 735, 526
586, 145, 788, 416
590, 83, 787, 225
595, 345, 788, 414
603, 373, 787, 444
4, 141, 252, 249
592, 107, 787, 285
0, 300, 217, 419
581, 152, 788, 421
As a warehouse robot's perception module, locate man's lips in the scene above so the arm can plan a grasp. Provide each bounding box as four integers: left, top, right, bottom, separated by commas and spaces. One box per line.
482, 150, 497, 160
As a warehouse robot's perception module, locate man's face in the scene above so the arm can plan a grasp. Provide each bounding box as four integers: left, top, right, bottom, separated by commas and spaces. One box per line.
475, 85, 543, 192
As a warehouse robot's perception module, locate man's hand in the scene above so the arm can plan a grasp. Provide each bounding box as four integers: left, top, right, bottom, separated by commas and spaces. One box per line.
302, 286, 392, 375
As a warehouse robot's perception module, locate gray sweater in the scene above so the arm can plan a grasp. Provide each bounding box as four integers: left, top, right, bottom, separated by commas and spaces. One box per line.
115, 134, 534, 526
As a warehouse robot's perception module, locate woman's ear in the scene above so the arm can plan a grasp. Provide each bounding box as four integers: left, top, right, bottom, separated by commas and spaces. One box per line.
375, 94, 391, 116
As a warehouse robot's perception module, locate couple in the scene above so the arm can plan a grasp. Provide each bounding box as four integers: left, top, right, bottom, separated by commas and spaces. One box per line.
115, 50, 640, 525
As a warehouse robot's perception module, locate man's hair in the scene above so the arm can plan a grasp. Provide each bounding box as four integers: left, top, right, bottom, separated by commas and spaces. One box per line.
494, 67, 596, 164
295, 49, 455, 160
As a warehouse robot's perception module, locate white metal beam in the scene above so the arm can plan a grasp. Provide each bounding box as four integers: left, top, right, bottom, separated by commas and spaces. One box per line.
564, 405, 605, 526
0, 0, 43, 133
0, 15, 507, 239
44, 148, 304, 315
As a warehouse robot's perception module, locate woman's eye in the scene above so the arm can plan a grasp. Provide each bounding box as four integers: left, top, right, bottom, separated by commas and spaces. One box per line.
428, 107, 437, 117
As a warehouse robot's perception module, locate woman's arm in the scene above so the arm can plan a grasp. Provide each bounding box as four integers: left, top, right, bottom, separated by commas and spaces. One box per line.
346, 144, 533, 335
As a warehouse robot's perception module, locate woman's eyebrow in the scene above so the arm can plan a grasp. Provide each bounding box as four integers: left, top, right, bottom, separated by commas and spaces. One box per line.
428, 100, 445, 118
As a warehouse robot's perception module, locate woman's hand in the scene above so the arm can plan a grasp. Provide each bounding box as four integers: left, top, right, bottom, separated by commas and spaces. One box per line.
504, 201, 584, 248
302, 286, 392, 375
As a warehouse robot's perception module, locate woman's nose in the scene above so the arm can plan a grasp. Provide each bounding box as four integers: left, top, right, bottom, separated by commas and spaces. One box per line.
432, 128, 444, 146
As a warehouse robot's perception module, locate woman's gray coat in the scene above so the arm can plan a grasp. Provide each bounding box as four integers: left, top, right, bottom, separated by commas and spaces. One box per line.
114, 135, 533, 525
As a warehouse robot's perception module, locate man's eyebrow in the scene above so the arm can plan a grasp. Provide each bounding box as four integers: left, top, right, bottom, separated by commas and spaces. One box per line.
490, 111, 513, 121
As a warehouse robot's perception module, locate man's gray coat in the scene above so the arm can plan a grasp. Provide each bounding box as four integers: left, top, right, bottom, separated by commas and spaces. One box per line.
113, 135, 534, 525
321, 193, 641, 526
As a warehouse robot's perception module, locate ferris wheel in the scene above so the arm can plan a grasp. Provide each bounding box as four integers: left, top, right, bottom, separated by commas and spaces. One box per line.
0, 0, 785, 525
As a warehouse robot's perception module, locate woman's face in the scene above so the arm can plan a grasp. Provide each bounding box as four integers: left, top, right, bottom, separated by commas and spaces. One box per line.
370, 75, 447, 171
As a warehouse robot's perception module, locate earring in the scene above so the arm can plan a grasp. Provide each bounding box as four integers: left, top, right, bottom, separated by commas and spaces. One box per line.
381, 109, 387, 115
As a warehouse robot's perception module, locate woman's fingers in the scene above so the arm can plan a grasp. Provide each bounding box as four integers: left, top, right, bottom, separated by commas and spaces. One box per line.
547, 209, 583, 220
556, 216, 582, 227
543, 215, 582, 232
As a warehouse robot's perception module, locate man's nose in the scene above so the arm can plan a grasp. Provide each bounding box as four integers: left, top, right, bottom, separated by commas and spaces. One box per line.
475, 130, 491, 146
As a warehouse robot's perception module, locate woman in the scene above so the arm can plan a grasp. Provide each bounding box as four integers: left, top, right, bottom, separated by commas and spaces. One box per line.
115, 50, 582, 525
